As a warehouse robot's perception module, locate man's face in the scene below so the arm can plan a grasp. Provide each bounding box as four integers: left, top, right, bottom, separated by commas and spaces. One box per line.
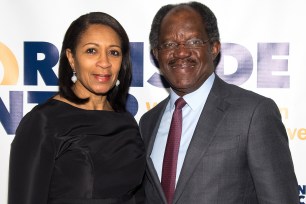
154, 6, 220, 96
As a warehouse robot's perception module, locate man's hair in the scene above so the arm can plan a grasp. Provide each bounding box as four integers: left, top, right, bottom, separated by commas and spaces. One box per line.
149, 1, 221, 67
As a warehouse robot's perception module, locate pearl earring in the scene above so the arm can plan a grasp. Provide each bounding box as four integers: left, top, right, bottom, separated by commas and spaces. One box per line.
71, 71, 77, 83
116, 79, 120, 86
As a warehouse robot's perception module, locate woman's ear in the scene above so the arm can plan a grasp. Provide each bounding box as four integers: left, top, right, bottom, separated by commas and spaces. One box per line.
66, 49, 75, 69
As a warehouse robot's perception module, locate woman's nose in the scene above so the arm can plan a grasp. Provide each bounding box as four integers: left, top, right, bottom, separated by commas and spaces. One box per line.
97, 52, 111, 68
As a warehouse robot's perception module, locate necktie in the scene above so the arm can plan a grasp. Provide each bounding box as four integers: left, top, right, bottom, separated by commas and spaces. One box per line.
161, 97, 186, 204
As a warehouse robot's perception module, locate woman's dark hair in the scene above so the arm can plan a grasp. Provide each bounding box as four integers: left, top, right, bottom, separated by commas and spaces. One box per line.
58, 12, 132, 112
149, 1, 221, 67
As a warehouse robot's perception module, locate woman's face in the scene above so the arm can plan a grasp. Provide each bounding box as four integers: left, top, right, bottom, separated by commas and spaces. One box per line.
67, 24, 122, 98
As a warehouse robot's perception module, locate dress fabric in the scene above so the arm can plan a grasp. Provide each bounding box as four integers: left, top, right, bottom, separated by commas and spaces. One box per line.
8, 99, 146, 204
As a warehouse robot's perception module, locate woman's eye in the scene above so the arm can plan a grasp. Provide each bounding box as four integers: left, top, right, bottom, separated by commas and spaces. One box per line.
109, 50, 121, 57
86, 48, 96, 54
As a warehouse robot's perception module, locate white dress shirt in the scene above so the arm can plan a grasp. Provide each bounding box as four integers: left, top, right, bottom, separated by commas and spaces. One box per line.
150, 73, 215, 186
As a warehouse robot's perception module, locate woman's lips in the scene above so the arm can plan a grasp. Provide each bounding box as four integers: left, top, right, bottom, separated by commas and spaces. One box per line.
93, 74, 111, 82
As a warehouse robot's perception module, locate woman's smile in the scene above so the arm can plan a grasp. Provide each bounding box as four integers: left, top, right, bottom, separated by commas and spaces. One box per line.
93, 73, 112, 83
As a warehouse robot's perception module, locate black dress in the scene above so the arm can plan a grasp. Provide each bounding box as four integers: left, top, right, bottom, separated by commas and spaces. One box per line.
8, 99, 146, 204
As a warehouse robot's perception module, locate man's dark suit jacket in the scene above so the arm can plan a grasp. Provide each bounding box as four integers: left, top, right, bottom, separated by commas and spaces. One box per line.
139, 75, 299, 204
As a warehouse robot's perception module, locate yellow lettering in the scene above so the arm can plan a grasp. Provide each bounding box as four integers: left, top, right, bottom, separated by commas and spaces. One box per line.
287, 127, 297, 140
279, 107, 288, 120
287, 128, 306, 140
298, 128, 306, 140
146, 102, 157, 111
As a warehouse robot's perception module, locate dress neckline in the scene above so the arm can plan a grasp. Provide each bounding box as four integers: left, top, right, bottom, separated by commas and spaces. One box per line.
50, 98, 116, 113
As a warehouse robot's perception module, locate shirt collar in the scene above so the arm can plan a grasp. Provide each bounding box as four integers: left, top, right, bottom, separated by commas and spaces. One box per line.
169, 73, 215, 110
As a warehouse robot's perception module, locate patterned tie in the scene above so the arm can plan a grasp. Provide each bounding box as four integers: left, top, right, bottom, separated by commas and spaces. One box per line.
161, 97, 186, 204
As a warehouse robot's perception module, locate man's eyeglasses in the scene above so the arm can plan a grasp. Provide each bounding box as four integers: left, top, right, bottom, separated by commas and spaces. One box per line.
158, 38, 209, 51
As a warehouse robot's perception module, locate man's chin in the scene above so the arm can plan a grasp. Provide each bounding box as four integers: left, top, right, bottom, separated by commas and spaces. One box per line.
171, 84, 196, 96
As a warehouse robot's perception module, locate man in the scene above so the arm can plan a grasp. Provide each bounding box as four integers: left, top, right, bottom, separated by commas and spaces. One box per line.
139, 1, 299, 203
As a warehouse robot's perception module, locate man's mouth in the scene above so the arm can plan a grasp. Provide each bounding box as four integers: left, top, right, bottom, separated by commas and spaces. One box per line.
169, 58, 197, 69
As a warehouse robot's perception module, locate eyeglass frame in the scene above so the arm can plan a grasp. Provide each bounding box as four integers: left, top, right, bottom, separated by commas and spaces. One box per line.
157, 38, 210, 51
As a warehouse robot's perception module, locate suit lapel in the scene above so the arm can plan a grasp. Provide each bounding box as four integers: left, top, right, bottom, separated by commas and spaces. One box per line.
145, 98, 169, 203
173, 76, 230, 203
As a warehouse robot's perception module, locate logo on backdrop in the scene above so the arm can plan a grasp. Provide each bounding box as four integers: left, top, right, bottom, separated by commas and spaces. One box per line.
0, 41, 143, 135
148, 43, 291, 88
280, 108, 306, 141
0, 41, 291, 135
0, 42, 19, 85
300, 185, 306, 204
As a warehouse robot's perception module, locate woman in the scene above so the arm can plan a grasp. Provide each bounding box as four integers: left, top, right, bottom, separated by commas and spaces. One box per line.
8, 12, 146, 204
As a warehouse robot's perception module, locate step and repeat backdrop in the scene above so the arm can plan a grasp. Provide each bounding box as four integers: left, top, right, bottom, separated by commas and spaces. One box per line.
1, 0, 305, 203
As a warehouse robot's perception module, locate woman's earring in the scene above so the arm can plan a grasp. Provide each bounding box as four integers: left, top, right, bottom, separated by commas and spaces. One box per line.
116, 79, 120, 86
71, 71, 77, 83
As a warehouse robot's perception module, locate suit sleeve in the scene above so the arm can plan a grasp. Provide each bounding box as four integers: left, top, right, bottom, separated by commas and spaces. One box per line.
247, 98, 299, 203
8, 110, 55, 204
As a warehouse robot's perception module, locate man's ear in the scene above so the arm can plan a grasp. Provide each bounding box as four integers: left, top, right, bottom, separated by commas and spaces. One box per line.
211, 41, 221, 60
154, 47, 161, 59
150, 48, 160, 68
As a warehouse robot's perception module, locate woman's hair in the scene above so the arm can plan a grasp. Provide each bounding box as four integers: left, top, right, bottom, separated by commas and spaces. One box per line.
58, 12, 132, 112
149, 1, 221, 67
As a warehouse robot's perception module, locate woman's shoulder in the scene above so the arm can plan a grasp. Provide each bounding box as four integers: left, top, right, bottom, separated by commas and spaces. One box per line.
17, 98, 65, 129
23, 98, 59, 117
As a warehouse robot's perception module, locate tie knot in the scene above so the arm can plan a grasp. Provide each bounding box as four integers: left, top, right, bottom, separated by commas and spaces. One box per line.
175, 97, 186, 110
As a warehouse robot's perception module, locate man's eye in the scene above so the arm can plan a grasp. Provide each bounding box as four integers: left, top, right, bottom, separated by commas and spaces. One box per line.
164, 42, 177, 48
188, 39, 203, 45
